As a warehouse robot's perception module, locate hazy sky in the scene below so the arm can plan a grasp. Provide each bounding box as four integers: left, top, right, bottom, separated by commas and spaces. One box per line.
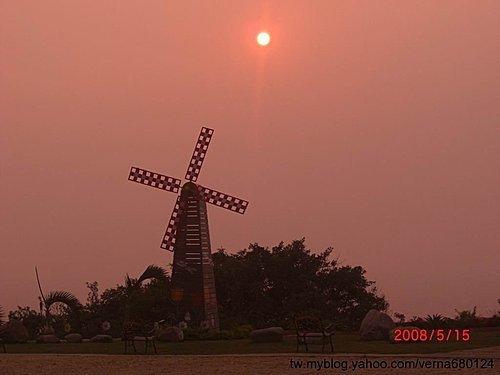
1, 1, 499, 318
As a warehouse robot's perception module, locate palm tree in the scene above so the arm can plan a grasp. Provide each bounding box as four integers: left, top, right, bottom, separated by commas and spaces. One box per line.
123, 265, 169, 322
35, 266, 82, 333
138, 265, 168, 285
124, 265, 169, 291
425, 314, 447, 328
42, 290, 82, 334
44, 291, 82, 312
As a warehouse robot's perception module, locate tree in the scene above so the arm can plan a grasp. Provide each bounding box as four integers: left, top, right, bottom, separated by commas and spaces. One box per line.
42, 291, 83, 335
425, 314, 448, 328
453, 306, 478, 328
85, 281, 100, 313
34, 267, 83, 335
137, 265, 169, 285
44, 291, 82, 312
7, 245, 389, 336
81, 264, 174, 337
213, 239, 387, 329
122, 264, 172, 322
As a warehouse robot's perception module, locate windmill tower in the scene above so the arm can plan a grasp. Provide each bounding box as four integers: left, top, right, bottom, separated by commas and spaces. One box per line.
128, 127, 249, 330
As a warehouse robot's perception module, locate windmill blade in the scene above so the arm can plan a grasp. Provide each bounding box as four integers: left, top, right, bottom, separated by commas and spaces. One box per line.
185, 127, 214, 182
160, 197, 183, 251
129, 167, 181, 193
197, 185, 249, 214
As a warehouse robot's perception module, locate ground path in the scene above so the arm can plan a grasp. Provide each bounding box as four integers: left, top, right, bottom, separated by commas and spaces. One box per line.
0, 346, 498, 374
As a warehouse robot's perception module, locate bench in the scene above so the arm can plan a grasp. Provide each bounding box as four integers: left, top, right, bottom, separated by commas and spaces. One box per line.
294, 316, 334, 353
122, 321, 157, 354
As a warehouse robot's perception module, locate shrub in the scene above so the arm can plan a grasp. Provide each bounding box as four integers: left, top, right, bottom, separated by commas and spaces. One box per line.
183, 324, 253, 340
230, 325, 253, 339
424, 314, 448, 329
452, 307, 478, 328
8, 306, 42, 339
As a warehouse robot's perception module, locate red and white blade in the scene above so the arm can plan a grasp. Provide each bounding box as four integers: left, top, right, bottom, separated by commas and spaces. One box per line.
129, 167, 181, 194
160, 197, 183, 251
197, 185, 249, 214
185, 127, 214, 182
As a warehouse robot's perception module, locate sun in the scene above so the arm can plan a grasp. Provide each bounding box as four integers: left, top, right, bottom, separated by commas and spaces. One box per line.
256, 32, 271, 46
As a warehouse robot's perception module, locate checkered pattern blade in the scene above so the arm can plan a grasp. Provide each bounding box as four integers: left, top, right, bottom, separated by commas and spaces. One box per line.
160, 197, 183, 251
197, 185, 249, 214
185, 127, 214, 182
128, 167, 181, 193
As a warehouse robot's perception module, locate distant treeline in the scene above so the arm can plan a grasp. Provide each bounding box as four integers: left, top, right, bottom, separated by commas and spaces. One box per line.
6, 239, 389, 338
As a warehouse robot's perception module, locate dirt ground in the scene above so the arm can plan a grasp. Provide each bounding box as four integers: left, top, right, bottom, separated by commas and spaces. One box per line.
0, 346, 498, 374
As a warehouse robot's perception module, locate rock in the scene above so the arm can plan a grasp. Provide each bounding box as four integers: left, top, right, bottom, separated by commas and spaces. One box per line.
250, 327, 284, 343
389, 326, 421, 343
65, 333, 83, 343
156, 326, 184, 342
36, 334, 60, 344
359, 310, 396, 340
1, 320, 29, 343
90, 334, 113, 343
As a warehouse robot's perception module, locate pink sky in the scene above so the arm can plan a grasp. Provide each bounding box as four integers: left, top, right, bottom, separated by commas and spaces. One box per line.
1, 1, 499, 319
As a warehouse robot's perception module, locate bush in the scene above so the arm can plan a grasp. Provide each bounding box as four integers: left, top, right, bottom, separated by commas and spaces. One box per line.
486, 315, 500, 327
230, 325, 253, 339
212, 330, 232, 340
80, 316, 122, 339
183, 327, 212, 340
424, 314, 449, 329
452, 307, 479, 328
8, 306, 42, 339
183, 324, 253, 340
406, 316, 426, 329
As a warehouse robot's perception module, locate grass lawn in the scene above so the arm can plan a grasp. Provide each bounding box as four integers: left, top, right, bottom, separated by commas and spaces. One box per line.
3, 328, 499, 355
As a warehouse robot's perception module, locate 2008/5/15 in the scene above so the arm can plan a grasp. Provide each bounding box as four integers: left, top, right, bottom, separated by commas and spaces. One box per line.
393, 328, 471, 342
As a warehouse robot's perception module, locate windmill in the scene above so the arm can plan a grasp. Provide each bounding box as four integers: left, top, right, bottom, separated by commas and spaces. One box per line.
128, 127, 249, 330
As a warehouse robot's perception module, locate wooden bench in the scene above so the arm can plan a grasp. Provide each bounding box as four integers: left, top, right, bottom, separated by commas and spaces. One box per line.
294, 316, 334, 353
122, 321, 157, 354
